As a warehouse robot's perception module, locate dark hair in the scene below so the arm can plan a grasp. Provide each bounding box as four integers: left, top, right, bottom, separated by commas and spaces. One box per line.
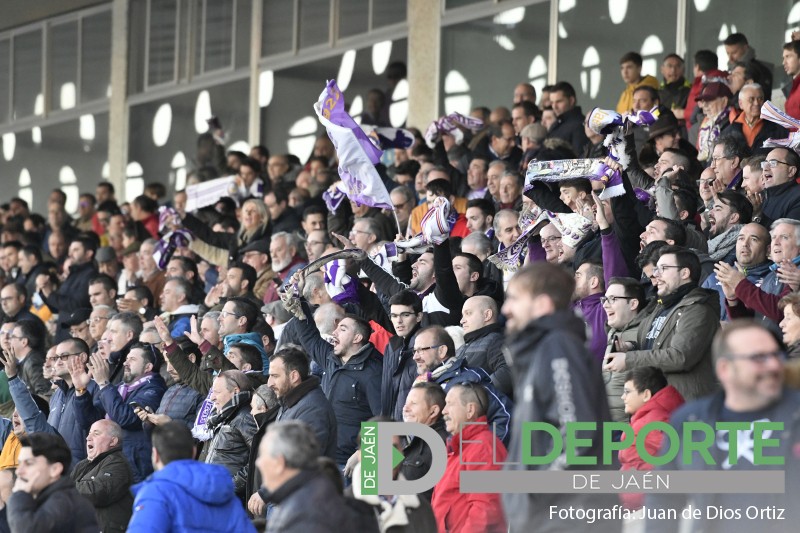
466, 198, 496, 218
636, 240, 668, 270
411, 381, 446, 412
126, 285, 154, 307
633, 85, 659, 102
152, 421, 194, 465
239, 156, 262, 175
512, 100, 541, 121
228, 297, 259, 330
19, 244, 42, 263
230, 342, 263, 371
425, 178, 453, 198
625, 366, 668, 396
345, 314, 372, 346
552, 81, 577, 99
577, 261, 605, 291
741, 154, 766, 172
715, 190, 753, 225
395, 159, 421, 178
97, 181, 115, 195
130, 342, 162, 372
144, 183, 166, 199
620, 51, 643, 66
607, 277, 646, 312
89, 274, 117, 294
252, 145, 270, 159
167, 256, 199, 279
302, 205, 326, 221
672, 189, 698, 221
2, 241, 22, 253
388, 289, 423, 314
230, 262, 258, 294
489, 119, 513, 140
693, 50, 718, 73
133, 194, 158, 214
559, 178, 592, 195
662, 53, 683, 64
784, 40, 800, 57
73, 233, 98, 255
14, 319, 45, 349
656, 245, 702, 285
652, 216, 687, 246
64, 337, 91, 357
269, 345, 310, 379
454, 252, 483, 280
19, 433, 71, 474
723, 32, 748, 46
268, 183, 290, 205
417, 325, 455, 360
714, 135, 749, 162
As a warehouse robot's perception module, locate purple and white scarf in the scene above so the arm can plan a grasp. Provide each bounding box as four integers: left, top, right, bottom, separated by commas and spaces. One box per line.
424, 113, 484, 149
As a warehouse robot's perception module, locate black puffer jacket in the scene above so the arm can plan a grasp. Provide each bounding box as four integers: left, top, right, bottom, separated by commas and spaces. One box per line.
264, 469, 379, 533
455, 323, 513, 398
204, 390, 259, 497
546, 106, 589, 155
41, 261, 97, 343
70, 446, 134, 533
277, 375, 338, 460
7, 476, 100, 533
381, 327, 420, 421
243, 406, 279, 510
502, 310, 619, 533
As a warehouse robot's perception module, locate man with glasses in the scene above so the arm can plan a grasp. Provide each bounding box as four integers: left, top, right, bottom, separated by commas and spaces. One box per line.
709, 136, 748, 191
0, 283, 40, 325
412, 325, 511, 444
380, 290, 424, 421
389, 186, 415, 236
601, 277, 647, 422
646, 320, 800, 530
4, 338, 101, 465
759, 147, 800, 227
7, 319, 50, 397
604, 246, 719, 401
88, 306, 116, 351
303, 229, 331, 264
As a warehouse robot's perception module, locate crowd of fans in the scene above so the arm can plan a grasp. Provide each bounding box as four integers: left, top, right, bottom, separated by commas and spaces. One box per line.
0, 31, 798, 533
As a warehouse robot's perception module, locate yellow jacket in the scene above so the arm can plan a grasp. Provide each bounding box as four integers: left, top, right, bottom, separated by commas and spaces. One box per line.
616, 75, 660, 114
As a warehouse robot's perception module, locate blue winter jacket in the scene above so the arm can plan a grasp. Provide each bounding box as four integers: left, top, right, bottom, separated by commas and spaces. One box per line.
128, 459, 256, 533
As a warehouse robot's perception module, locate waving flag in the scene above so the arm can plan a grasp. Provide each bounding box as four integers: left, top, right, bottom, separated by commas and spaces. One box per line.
314, 80, 393, 210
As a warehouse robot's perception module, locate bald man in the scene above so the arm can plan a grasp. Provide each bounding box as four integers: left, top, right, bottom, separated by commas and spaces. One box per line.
70, 420, 134, 532
456, 296, 513, 397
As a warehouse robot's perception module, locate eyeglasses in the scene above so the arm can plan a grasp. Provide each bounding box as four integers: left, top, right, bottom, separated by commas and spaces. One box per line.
761, 159, 791, 170
393, 202, 407, 210
600, 295, 635, 306
541, 236, 562, 245
305, 240, 326, 248
723, 350, 786, 364
49, 351, 84, 361
8, 335, 24, 340
413, 345, 442, 355
220, 310, 242, 319
652, 264, 683, 275
0, 297, 16, 302
0, 330, 13, 337
696, 179, 715, 187
89, 316, 111, 324
710, 156, 732, 164
390, 312, 417, 320
349, 229, 371, 236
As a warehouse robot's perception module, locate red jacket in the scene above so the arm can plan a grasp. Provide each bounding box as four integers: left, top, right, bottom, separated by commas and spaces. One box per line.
431, 417, 507, 533
618, 385, 684, 508
786, 75, 800, 120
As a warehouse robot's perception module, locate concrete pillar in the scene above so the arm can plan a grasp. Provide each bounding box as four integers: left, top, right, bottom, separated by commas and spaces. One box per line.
248, 0, 263, 147
406, 0, 441, 129
107, 0, 129, 199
